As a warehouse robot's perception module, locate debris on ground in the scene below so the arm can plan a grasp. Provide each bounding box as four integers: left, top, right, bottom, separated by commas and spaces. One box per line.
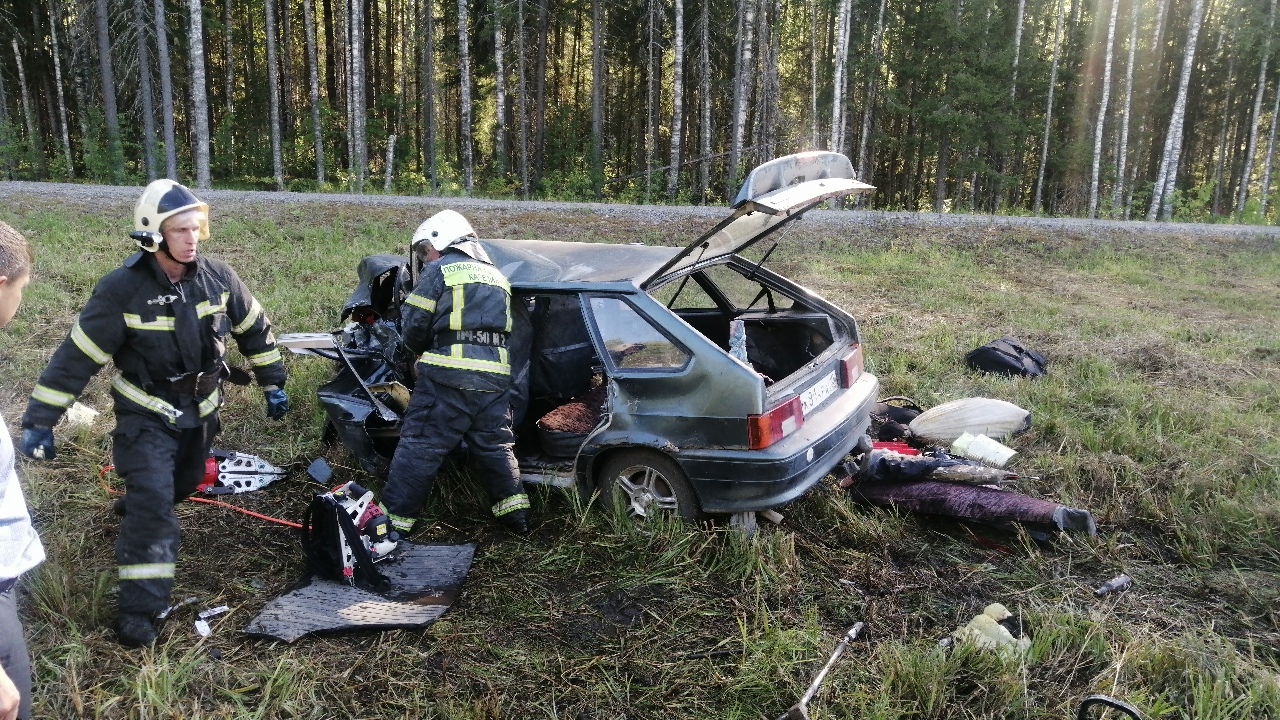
61, 401, 100, 428
849, 395, 1095, 537
849, 477, 1096, 536
775, 623, 864, 720
1094, 574, 1133, 597
965, 336, 1048, 378
948, 603, 1030, 653
907, 397, 1032, 445
243, 542, 476, 643
1076, 694, 1145, 719
950, 432, 1017, 467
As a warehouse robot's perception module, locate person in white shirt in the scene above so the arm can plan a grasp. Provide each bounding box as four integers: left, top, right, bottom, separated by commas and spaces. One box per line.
0, 219, 45, 720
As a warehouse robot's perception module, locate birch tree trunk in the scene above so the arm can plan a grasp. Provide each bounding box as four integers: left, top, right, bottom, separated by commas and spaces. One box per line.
1147, 0, 1205, 221
1259, 80, 1280, 217
1010, 0, 1026, 100
93, 0, 124, 181
728, 0, 755, 197
495, 2, 508, 175
590, 0, 603, 199
667, 0, 684, 201
351, 0, 368, 191
829, 0, 851, 154
51, 0, 76, 177
1111, 0, 1138, 216
1234, 0, 1276, 215
189, 0, 211, 188
1034, 0, 1066, 214
265, 0, 285, 189
1089, 0, 1119, 218
857, 0, 887, 188
459, 0, 474, 194
10, 41, 38, 155
156, 0, 178, 179
698, 0, 710, 202
303, 0, 325, 183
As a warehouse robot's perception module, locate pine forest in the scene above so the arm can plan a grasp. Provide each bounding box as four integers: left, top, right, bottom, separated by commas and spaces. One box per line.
1, 0, 1279, 222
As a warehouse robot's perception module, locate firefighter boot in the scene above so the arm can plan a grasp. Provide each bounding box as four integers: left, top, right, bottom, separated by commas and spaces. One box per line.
116, 612, 157, 648
500, 509, 531, 535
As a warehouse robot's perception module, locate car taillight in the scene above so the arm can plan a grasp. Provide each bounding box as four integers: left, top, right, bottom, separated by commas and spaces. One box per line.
840, 345, 864, 387
748, 395, 804, 450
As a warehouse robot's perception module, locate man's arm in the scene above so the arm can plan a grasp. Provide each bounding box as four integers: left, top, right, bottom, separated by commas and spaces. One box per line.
22, 284, 126, 430
400, 269, 442, 357
223, 268, 287, 389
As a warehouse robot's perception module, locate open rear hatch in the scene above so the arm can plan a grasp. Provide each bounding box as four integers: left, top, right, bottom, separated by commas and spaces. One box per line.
641, 151, 873, 290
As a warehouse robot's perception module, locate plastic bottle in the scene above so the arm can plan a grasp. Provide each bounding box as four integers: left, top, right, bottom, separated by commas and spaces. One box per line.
728, 319, 749, 363
1093, 574, 1133, 597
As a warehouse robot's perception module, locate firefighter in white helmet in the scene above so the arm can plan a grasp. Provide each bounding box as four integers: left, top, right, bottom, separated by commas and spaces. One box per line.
381, 209, 530, 535
20, 179, 290, 648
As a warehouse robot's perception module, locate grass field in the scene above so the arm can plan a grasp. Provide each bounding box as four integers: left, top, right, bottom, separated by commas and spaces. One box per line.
1, 192, 1278, 719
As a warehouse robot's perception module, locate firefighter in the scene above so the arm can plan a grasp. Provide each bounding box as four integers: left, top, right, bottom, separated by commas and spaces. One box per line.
381, 210, 529, 536
18, 180, 290, 648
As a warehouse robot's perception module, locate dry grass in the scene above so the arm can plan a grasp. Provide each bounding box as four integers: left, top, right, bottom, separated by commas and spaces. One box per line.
2, 193, 1279, 719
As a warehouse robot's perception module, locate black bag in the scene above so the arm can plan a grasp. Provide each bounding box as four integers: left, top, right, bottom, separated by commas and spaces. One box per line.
300, 491, 390, 590
965, 337, 1048, 378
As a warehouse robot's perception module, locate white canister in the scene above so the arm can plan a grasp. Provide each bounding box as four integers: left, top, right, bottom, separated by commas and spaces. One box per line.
951, 432, 1017, 467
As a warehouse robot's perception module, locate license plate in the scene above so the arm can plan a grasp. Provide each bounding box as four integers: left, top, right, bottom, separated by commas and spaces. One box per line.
800, 371, 838, 416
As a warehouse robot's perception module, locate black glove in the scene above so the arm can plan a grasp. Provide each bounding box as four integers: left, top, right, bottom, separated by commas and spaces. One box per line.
20, 427, 56, 460
264, 387, 290, 420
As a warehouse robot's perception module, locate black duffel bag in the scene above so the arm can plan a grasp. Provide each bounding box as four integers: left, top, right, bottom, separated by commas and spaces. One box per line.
965, 336, 1048, 378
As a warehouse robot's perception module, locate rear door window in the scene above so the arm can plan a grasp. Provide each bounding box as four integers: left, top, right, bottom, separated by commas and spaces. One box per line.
586, 296, 690, 371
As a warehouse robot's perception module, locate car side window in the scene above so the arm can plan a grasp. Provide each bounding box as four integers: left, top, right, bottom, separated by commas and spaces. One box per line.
587, 297, 690, 370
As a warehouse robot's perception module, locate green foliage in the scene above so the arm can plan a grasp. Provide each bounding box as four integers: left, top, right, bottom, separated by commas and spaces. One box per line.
1172, 181, 1218, 224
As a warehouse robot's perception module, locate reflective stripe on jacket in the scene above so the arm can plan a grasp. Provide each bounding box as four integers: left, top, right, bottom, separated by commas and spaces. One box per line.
401, 247, 513, 392
23, 252, 287, 429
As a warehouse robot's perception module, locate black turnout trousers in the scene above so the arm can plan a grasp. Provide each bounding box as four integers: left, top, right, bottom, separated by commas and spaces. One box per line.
111, 410, 218, 615
382, 374, 523, 523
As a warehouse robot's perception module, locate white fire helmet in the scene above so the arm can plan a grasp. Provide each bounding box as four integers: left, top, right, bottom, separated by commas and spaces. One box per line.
412, 209, 476, 254
133, 180, 210, 251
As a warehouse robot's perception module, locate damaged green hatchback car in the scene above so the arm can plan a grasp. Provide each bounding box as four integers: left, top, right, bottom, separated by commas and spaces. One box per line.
283, 151, 880, 523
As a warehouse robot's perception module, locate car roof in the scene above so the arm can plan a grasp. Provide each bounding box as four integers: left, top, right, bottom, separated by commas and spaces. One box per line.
478, 238, 682, 285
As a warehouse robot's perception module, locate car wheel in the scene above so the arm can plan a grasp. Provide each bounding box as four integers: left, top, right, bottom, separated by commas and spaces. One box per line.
597, 449, 702, 522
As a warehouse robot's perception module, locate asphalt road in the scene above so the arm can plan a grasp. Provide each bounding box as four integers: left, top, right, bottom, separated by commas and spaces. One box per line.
3, 179, 1279, 238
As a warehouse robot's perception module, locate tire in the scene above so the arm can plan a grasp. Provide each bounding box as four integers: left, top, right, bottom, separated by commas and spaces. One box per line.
596, 449, 703, 522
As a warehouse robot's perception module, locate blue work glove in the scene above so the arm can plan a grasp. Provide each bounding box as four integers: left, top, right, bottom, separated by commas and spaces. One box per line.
20, 427, 56, 460
264, 387, 290, 420
267, 384, 293, 417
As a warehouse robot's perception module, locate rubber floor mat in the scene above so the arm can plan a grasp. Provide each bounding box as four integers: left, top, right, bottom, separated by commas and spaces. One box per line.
243, 542, 476, 643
